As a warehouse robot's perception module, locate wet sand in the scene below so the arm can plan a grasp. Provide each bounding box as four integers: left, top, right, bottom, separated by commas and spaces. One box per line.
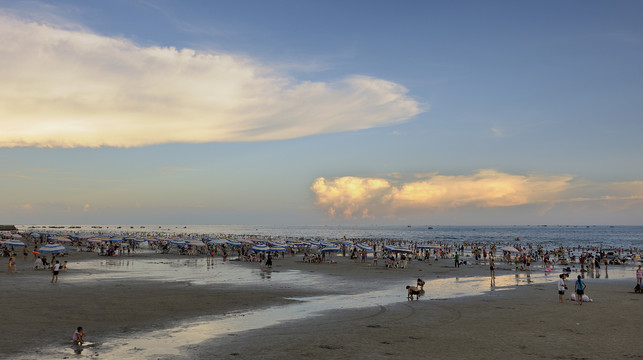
1, 250, 641, 359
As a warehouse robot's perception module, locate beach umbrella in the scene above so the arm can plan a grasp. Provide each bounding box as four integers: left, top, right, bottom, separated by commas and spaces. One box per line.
207, 239, 227, 245
355, 243, 372, 251
417, 244, 442, 250
170, 239, 187, 246
269, 241, 287, 247
51, 237, 72, 243
4, 239, 26, 247
225, 239, 242, 247
384, 245, 412, 253
500, 246, 520, 253
251, 244, 270, 252
269, 247, 287, 252
320, 246, 341, 252
38, 244, 67, 253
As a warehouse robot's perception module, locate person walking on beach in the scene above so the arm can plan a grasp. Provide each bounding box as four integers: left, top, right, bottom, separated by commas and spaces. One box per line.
636, 265, 642, 286
455, 253, 460, 268
557, 274, 568, 303
574, 275, 586, 306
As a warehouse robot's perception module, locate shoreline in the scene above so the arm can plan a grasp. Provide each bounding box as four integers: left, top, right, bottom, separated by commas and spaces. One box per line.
1, 248, 642, 359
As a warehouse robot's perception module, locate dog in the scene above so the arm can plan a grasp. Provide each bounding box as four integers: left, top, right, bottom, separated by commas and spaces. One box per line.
635, 284, 641, 293
406, 285, 422, 301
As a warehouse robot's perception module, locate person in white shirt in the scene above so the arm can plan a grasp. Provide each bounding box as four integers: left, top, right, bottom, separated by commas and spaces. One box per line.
51, 261, 61, 283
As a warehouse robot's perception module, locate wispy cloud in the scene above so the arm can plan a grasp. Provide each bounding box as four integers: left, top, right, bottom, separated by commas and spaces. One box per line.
310, 170, 643, 220
0, 13, 423, 148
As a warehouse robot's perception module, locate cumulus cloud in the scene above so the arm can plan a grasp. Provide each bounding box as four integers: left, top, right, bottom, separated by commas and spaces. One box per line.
311, 170, 578, 219
0, 14, 422, 148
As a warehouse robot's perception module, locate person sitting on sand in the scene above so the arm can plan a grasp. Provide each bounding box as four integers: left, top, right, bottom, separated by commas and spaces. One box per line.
73, 326, 85, 345
406, 285, 421, 301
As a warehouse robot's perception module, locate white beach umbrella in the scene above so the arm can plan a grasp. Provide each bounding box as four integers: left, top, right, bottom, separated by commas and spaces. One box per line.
500, 246, 520, 254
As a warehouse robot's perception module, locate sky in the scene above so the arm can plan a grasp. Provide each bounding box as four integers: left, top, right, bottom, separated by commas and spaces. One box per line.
1, 0, 642, 226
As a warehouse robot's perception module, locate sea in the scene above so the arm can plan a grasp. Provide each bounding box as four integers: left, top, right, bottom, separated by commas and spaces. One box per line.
16, 224, 643, 250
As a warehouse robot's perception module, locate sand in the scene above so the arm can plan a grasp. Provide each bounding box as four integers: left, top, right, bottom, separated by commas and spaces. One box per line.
1, 249, 641, 359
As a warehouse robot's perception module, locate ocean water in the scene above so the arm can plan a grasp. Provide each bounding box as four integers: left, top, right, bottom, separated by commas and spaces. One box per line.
17, 224, 643, 250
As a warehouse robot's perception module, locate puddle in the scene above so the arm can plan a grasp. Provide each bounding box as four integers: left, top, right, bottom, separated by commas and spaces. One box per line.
65, 257, 325, 286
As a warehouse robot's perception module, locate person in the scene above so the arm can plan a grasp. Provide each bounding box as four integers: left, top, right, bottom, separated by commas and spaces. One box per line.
489, 259, 495, 278
51, 260, 61, 283
636, 265, 642, 286
455, 253, 460, 268
33, 256, 43, 270
574, 275, 586, 306
72, 326, 85, 345
557, 274, 568, 303
8, 254, 17, 273
265, 254, 273, 268
406, 285, 421, 301
416, 278, 425, 290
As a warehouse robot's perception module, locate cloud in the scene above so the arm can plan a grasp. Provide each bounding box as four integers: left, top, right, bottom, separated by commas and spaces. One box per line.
0, 13, 422, 148
310, 170, 620, 220
491, 127, 504, 137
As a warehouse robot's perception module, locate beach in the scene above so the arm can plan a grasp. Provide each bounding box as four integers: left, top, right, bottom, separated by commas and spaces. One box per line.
1, 248, 641, 359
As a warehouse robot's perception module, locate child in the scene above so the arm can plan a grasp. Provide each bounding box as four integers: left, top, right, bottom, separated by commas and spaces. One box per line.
73, 326, 85, 345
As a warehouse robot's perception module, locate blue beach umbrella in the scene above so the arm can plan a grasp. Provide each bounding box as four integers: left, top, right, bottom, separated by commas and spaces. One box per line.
355, 243, 372, 251
251, 244, 270, 252
417, 244, 442, 250
38, 244, 67, 253
226, 239, 242, 247
4, 239, 26, 247
384, 245, 413, 253
207, 239, 227, 245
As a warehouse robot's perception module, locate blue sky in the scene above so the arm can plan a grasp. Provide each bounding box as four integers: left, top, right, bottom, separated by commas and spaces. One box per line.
1, 0, 642, 225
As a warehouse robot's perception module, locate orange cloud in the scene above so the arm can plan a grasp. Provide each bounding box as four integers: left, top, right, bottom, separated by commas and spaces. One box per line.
311, 170, 575, 219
